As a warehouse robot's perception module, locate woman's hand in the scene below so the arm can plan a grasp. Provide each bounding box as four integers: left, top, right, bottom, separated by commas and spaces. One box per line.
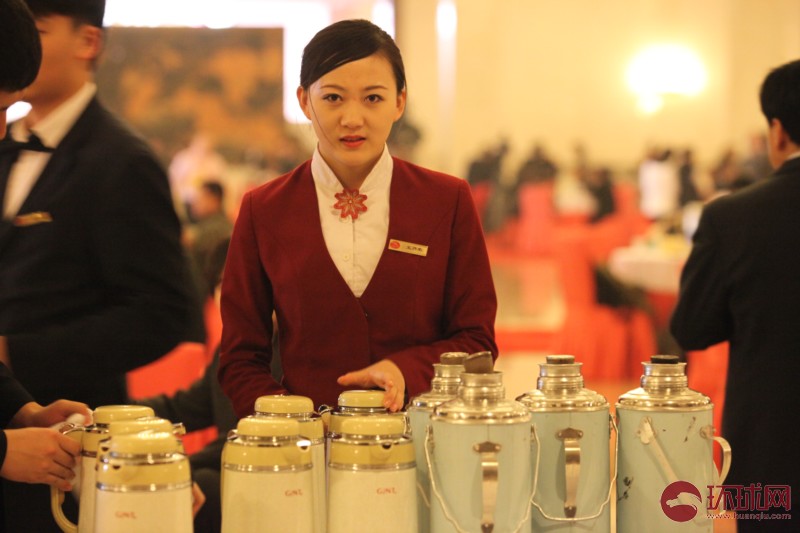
10, 400, 92, 429
0, 428, 81, 491
337, 359, 405, 412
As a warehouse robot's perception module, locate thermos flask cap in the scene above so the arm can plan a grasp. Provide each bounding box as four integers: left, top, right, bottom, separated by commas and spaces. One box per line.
237, 416, 301, 438
337, 390, 386, 408
439, 352, 469, 365
516, 354, 608, 411
92, 405, 155, 425
464, 351, 494, 373
255, 395, 315, 415
617, 355, 711, 410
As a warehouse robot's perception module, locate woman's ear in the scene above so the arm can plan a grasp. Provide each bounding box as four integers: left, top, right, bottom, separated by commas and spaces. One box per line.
297, 86, 313, 121
394, 89, 407, 122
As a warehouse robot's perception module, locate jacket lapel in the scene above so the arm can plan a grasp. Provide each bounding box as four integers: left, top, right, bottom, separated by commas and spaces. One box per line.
0, 143, 21, 251
361, 159, 445, 300
13, 99, 99, 216
282, 165, 359, 301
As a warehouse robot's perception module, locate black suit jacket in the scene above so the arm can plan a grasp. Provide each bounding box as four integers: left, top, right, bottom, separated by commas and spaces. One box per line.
0, 98, 193, 407
0, 363, 34, 466
671, 157, 800, 515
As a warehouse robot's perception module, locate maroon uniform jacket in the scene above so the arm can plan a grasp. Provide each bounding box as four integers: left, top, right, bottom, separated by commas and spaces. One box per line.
219, 158, 497, 416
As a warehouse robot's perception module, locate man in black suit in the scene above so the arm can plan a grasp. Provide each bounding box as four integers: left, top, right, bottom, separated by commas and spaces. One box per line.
671, 59, 800, 532
0, 0, 194, 529
0, 0, 94, 528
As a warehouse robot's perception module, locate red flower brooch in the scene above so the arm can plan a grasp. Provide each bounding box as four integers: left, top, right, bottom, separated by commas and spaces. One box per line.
333, 188, 368, 220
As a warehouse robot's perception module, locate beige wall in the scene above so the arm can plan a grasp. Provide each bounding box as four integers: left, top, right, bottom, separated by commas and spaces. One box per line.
396, 0, 800, 178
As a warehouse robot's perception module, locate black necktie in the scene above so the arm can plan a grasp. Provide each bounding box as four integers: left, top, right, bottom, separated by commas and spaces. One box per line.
0, 133, 56, 156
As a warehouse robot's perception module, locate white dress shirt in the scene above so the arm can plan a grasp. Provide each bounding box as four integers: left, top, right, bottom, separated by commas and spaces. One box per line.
3, 83, 97, 219
311, 146, 392, 298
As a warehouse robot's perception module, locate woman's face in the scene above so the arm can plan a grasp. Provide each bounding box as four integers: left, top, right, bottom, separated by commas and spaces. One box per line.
297, 53, 406, 186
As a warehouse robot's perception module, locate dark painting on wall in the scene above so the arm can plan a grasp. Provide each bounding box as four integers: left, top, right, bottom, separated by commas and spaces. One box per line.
96, 27, 288, 166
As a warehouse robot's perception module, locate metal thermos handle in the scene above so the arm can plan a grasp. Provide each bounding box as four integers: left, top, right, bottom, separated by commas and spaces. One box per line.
530, 415, 617, 522
473, 441, 501, 533
700, 425, 732, 484
556, 428, 583, 518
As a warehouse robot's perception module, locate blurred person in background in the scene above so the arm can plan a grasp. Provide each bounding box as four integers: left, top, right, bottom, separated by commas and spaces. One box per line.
0, 0, 194, 529
710, 146, 740, 191
740, 132, 772, 184
183, 180, 233, 301
515, 143, 559, 186
581, 166, 616, 223
671, 58, 800, 532
465, 140, 507, 229
638, 147, 679, 221
677, 148, 701, 207
169, 132, 227, 223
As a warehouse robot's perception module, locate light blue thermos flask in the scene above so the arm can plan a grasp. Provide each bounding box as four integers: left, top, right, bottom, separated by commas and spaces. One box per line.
517, 354, 614, 533
616, 355, 732, 533
428, 351, 534, 533
407, 352, 467, 533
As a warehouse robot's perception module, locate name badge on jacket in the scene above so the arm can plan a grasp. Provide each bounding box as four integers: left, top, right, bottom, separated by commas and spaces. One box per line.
388, 239, 428, 257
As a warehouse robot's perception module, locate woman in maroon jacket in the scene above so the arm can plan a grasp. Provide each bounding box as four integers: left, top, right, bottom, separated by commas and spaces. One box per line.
219, 19, 497, 417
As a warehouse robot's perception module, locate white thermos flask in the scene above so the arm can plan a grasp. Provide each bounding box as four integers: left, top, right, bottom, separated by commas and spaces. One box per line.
221, 416, 314, 533
94, 431, 193, 533
255, 395, 326, 533
327, 415, 417, 533
51, 404, 156, 533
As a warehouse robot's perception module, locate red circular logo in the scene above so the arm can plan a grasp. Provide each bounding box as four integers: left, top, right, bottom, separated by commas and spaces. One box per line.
389, 240, 400, 249
660, 480, 703, 522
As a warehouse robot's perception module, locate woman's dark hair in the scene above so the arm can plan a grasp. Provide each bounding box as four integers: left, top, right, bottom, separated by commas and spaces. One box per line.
0, 0, 42, 92
300, 19, 405, 93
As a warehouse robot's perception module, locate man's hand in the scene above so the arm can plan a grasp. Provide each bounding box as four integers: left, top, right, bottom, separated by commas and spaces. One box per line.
337, 359, 405, 412
10, 400, 92, 429
0, 428, 81, 491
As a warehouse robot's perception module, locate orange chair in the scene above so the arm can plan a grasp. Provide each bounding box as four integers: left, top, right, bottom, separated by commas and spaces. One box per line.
470, 182, 493, 224
552, 229, 657, 381
127, 296, 225, 455
204, 296, 223, 363
613, 182, 652, 237
516, 182, 557, 255
687, 342, 728, 466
